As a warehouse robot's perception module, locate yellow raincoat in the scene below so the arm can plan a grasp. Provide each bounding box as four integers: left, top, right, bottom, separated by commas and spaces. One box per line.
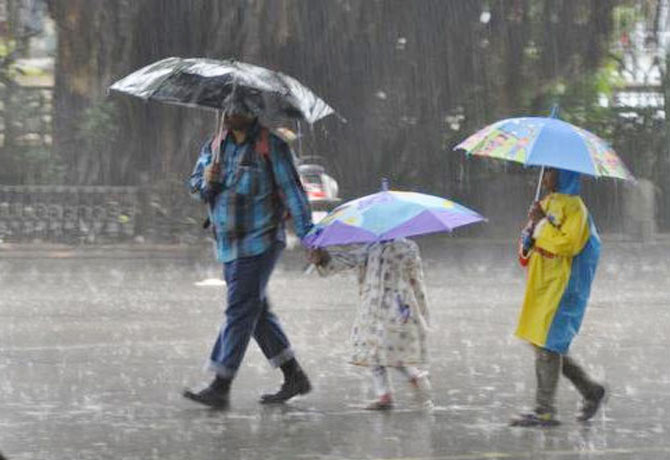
516, 170, 601, 354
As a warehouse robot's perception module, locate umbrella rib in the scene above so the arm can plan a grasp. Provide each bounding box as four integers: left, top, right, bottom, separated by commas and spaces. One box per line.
157, 60, 238, 111
144, 59, 192, 104
109, 58, 182, 101
586, 140, 600, 178
522, 118, 549, 168
579, 131, 605, 178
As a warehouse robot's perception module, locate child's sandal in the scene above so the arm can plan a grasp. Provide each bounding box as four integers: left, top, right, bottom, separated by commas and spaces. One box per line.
365, 399, 394, 411
365, 394, 393, 410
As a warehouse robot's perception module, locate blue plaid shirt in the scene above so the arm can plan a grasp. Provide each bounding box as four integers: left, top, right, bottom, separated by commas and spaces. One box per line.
189, 124, 313, 263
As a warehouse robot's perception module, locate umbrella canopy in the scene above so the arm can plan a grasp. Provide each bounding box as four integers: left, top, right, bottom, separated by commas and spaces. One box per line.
454, 116, 634, 181
109, 57, 336, 124
303, 189, 486, 248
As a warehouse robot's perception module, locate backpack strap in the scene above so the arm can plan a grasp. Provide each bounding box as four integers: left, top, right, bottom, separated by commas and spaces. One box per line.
214, 127, 270, 160
254, 127, 292, 221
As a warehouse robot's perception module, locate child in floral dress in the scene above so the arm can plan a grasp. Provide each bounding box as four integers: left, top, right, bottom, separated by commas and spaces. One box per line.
310, 237, 432, 410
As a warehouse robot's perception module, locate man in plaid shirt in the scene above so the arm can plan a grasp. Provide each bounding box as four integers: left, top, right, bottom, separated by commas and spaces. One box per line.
184, 95, 314, 409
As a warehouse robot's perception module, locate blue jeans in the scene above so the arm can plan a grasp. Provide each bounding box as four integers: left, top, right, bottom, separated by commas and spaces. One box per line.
207, 242, 294, 378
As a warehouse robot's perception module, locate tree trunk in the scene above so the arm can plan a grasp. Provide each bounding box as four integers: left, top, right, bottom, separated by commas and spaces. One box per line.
47, 0, 617, 204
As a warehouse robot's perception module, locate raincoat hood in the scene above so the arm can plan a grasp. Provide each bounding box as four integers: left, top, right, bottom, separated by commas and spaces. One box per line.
556, 169, 581, 195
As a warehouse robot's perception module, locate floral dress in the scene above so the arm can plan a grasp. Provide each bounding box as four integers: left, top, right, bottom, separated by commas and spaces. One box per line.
317, 238, 429, 367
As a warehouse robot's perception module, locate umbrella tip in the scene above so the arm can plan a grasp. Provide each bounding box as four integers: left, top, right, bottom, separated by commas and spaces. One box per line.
381, 178, 390, 191
549, 104, 560, 118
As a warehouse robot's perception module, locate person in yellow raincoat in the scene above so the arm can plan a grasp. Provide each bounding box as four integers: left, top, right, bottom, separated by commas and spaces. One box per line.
510, 168, 607, 427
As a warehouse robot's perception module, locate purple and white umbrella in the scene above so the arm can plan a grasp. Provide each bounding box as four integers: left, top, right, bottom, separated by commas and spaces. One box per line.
304, 188, 486, 248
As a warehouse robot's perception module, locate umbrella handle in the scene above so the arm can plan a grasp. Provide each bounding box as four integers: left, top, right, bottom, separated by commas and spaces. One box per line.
212, 110, 225, 165
296, 120, 303, 158
534, 166, 545, 202
531, 104, 553, 201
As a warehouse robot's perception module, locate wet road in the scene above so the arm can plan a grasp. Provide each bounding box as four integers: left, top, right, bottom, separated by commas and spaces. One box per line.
1, 239, 669, 459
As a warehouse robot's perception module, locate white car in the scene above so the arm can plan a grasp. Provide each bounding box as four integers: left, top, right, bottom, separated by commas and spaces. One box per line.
275, 127, 341, 227
297, 160, 340, 224
285, 160, 340, 250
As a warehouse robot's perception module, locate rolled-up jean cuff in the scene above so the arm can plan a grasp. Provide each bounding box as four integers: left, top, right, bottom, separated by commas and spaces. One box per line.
206, 361, 236, 379
269, 348, 295, 368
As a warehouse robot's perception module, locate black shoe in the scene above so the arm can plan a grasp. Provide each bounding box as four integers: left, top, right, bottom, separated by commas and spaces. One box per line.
510, 412, 561, 428
577, 384, 607, 422
182, 380, 230, 409
260, 370, 311, 404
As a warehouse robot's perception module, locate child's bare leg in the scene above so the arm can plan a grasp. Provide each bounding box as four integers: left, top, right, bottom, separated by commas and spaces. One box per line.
397, 366, 432, 405
367, 366, 393, 410
396, 365, 420, 380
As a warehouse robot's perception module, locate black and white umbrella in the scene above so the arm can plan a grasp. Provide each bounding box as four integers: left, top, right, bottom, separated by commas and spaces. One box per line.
109, 57, 337, 124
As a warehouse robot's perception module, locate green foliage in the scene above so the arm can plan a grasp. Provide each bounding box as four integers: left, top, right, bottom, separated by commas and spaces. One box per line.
612, 4, 642, 34
536, 58, 623, 133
